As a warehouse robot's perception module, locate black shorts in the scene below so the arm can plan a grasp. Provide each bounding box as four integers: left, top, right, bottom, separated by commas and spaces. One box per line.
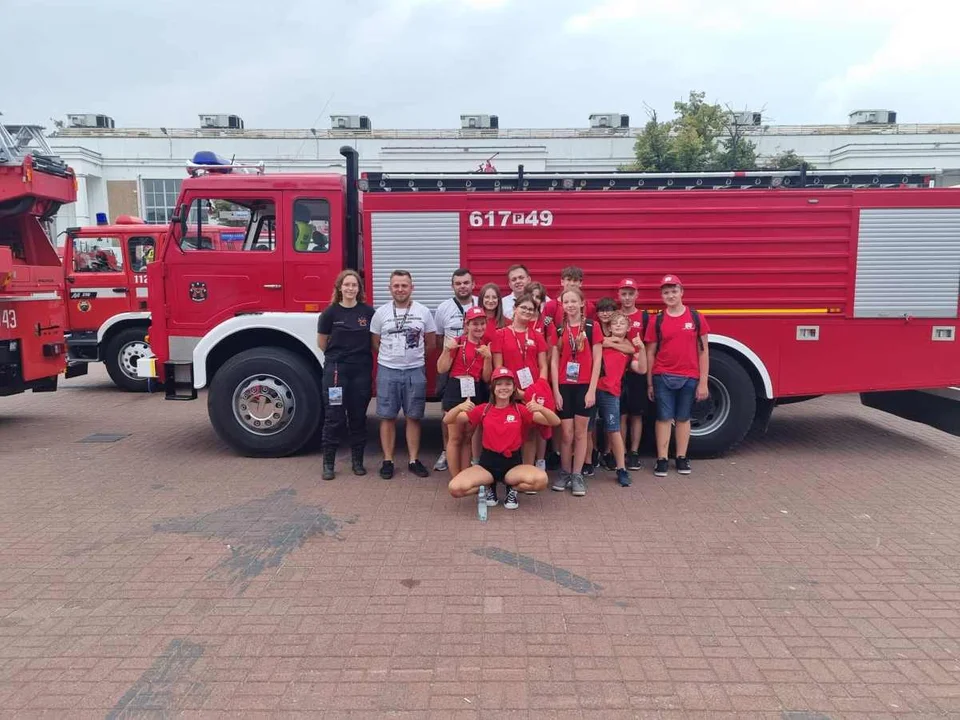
441, 376, 489, 411
479, 449, 522, 484
558, 383, 598, 420
620, 372, 649, 416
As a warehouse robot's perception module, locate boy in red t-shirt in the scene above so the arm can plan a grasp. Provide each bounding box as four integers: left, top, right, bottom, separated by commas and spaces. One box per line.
643, 275, 710, 477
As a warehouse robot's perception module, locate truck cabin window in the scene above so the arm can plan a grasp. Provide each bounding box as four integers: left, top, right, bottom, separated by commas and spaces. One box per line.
73, 237, 124, 273
128, 236, 156, 272
180, 198, 276, 252
293, 199, 331, 253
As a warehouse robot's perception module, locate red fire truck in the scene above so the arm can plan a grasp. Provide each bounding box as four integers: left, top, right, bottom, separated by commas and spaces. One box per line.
141, 148, 960, 457
0, 125, 75, 398
61, 216, 244, 390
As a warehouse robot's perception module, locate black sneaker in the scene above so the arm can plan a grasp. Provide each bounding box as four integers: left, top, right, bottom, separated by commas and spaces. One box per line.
485, 485, 499, 506
408, 460, 430, 478
591, 449, 601, 467
582, 463, 595, 477
379, 460, 395, 479
626, 452, 642, 471
653, 458, 668, 477
616, 469, 632, 487
603, 452, 617, 471
676, 456, 691, 475
504, 488, 519, 510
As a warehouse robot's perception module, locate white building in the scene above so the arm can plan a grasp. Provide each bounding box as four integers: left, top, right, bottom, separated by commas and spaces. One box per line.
40, 109, 960, 231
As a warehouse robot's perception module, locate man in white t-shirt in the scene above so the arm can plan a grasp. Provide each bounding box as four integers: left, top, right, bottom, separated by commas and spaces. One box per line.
371, 270, 437, 480
432, 268, 478, 471
502, 263, 549, 320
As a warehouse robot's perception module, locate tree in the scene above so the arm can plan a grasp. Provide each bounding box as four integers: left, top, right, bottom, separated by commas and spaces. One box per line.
627, 91, 802, 173
762, 150, 809, 170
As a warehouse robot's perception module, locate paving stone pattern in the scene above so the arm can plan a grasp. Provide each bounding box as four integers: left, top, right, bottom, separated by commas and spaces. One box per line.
0, 366, 959, 718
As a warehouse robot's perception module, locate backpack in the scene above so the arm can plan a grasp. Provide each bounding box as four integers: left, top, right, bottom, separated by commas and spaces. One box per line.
654, 308, 704, 356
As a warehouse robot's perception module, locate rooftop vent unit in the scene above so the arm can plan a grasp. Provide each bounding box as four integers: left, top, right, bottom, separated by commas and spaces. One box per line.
848, 109, 897, 125
726, 111, 762, 126
589, 113, 630, 129
460, 114, 498, 130
330, 115, 371, 130
67, 113, 115, 129
199, 114, 245, 129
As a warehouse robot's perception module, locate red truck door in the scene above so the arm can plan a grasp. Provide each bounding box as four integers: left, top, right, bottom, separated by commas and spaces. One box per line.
64, 232, 134, 332
163, 192, 284, 334
282, 193, 343, 311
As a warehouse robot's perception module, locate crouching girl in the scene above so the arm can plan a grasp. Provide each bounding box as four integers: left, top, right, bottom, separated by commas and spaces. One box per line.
444, 367, 560, 510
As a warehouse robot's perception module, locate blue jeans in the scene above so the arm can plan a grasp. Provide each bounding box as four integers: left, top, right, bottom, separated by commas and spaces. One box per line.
375, 365, 427, 420
653, 374, 698, 422
596, 390, 621, 432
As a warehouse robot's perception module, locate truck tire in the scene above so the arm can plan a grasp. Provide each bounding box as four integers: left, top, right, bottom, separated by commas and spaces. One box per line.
104, 326, 151, 392
207, 346, 321, 458
688, 350, 757, 458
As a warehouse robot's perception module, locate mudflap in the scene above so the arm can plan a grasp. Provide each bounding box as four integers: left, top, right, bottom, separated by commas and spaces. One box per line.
64, 362, 89, 380
860, 389, 960, 437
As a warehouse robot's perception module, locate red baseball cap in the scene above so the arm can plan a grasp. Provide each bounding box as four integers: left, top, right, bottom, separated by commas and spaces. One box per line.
464, 306, 485, 323
659, 274, 683, 287
490, 366, 516, 384
618, 278, 638, 290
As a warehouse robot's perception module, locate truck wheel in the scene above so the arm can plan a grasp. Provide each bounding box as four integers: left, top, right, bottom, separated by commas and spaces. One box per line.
207, 347, 321, 458
688, 350, 757, 458
104, 326, 151, 392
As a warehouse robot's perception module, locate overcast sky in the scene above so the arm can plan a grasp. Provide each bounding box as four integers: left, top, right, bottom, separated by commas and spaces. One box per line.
4, 0, 959, 130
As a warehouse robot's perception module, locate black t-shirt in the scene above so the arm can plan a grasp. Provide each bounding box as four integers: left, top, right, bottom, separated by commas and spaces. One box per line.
317, 302, 375, 365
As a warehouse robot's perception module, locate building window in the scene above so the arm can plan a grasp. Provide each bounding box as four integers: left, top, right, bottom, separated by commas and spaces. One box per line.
142, 179, 181, 224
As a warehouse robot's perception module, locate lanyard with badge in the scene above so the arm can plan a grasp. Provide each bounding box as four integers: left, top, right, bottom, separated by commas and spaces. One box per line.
512, 327, 535, 389
564, 321, 582, 382
328, 364, 343, 406
457, 339, 480, 398
386, 302, 411, 357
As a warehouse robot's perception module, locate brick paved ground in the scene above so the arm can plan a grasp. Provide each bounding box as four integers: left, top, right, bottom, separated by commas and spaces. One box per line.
1, 365, 959, 719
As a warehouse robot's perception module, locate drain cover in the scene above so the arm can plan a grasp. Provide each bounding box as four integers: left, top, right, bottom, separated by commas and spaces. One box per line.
78, 433, 130, 443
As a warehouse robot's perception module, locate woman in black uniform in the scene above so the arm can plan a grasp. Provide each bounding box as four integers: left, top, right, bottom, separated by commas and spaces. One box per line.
317, 269, 375, 480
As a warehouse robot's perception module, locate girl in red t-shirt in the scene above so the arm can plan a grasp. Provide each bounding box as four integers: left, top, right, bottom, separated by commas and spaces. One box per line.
492, 291, 550, 469
444, 367, 560, 511
548, 287, 602, 497
478, 282, 505, 346
437, 306, 492, 477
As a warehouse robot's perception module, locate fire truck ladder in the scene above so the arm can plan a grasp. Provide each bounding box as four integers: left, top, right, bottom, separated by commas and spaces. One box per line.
0, 124, 71, 177
361, 166, 941, 193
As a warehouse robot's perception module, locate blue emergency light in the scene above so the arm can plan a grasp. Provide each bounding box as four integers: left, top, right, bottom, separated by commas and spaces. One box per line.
96, 212, 108, 225
190, 151, 233, 173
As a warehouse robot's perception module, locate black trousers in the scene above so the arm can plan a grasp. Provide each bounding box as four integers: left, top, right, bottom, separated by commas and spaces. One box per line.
321, 363, 372, 451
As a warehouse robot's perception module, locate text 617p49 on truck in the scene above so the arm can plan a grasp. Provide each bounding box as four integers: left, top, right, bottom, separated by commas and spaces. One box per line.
139, 148, 960, 457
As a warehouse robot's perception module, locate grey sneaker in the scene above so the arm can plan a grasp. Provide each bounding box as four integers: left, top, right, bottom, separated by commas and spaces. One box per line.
551, 470, 570, 492
570, 473, 586, 497
433, 451, 448, 471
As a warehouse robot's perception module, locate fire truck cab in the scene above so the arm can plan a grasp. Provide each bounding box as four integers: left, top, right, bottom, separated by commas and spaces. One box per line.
62, 216, 244, 391
143, 149, 960, 459
0, 125, 75, 398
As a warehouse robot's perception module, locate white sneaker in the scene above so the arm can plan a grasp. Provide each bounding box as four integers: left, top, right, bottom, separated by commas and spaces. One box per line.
535, 459, 546, 471
433, 451, 448, 471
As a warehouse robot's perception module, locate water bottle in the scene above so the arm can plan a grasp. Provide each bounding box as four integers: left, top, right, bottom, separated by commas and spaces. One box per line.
477, 485, 488, 522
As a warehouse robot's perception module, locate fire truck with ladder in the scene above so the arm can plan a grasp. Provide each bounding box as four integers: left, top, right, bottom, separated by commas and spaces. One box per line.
0, 125, 74, 398
139, 147, 960, 457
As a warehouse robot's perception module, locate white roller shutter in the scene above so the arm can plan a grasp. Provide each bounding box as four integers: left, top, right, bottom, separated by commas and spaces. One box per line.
854, 208, 960, 318
370, 212, 461, 308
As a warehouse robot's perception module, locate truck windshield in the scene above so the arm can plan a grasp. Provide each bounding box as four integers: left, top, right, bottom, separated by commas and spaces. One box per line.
180, 197, 276, 252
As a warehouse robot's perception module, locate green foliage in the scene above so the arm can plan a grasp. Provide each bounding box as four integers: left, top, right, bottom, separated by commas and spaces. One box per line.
628, 91, 803, 173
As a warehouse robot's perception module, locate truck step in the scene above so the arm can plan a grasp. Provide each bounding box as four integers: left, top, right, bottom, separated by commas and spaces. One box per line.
164, 361, 198, 401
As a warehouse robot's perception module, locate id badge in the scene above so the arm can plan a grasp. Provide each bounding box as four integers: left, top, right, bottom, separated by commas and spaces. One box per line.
516, 367, 534, 389
459, 376, 476, 398
328, 386, 343, 406
565, 361, 580, 382
385, 333, 404, 358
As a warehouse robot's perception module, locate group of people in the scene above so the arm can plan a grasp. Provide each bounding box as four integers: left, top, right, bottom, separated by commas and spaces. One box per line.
316, 263, 710, 512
